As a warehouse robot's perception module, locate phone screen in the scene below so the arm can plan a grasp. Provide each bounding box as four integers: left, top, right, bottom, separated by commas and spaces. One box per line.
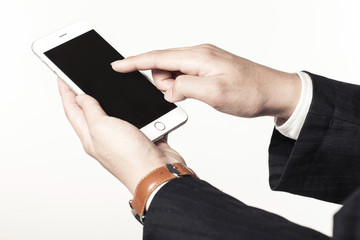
44, 30, 176, 129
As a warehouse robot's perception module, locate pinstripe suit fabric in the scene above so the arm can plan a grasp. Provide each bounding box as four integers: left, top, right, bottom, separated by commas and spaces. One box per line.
143, 73, 360, 240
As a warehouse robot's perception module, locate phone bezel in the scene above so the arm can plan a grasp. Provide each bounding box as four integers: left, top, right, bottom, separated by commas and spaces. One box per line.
32, 21, 187, 142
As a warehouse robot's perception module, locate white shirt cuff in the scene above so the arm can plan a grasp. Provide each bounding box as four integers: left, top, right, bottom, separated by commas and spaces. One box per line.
275, 71, 313, 140
145, 182, 167, 211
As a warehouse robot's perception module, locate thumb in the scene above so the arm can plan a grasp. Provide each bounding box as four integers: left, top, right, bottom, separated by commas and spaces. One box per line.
164, 75, 218, 104
76, 94, 108, 126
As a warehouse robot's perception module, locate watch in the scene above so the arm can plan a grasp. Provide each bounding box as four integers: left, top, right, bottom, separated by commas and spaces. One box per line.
129, 163, 197, 224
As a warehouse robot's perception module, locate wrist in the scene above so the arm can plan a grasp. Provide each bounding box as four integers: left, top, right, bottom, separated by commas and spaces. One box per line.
129, 163, 197, 224
127, 159, 167, 195
261, 70, 301, 122
276, 72, 302, 123
274, 71, 313, 139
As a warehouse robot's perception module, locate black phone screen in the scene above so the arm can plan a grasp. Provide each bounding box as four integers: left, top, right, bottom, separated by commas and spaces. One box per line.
45, 30, 176, 129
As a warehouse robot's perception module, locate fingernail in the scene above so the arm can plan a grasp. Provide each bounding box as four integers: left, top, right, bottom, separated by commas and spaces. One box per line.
110, 60, 122, 67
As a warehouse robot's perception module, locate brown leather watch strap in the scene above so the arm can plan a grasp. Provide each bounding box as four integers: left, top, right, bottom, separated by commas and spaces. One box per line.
129, 163, 197, 224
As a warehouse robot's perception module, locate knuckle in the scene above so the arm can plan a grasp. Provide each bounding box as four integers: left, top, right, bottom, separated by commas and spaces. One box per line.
82, 142, 93, 156
195, 44, 219, 61
198, 43, 217, 49
81, 99, 93, 110
171, 77, 186, 101
174, 75, 187, 90
174, 74, 186, 82
172, 76, 185, 93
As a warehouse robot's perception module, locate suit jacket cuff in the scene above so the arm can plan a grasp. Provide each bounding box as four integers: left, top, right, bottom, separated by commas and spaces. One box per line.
269, 72, 360, 204
143, 177, 328, 240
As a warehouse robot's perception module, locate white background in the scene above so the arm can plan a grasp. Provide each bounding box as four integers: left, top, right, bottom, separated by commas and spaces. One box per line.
1, 0, 359, 239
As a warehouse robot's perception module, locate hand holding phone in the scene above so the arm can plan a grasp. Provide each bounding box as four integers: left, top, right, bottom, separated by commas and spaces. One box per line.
57, 76, 186, 194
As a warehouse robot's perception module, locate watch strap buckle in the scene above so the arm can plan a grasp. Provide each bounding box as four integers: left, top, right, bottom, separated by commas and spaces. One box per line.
129, 200, 145, 225
166, 163, 182, 177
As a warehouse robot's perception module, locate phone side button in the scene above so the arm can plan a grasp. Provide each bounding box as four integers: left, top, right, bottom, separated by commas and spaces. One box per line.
154, 122, 166, 131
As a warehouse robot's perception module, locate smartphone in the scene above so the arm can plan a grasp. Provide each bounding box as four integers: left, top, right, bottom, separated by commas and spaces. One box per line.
32, 21, 187, 141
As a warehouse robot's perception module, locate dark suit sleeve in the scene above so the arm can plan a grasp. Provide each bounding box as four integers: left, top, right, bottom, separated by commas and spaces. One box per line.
269, 72, 360, 204
143, 177, 328, 240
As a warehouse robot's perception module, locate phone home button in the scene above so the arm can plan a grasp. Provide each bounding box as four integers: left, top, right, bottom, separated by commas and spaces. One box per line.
154, 122, 166, 131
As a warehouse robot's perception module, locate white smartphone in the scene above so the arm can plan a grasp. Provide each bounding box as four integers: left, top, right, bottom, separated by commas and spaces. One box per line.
32, 21, 187, 142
